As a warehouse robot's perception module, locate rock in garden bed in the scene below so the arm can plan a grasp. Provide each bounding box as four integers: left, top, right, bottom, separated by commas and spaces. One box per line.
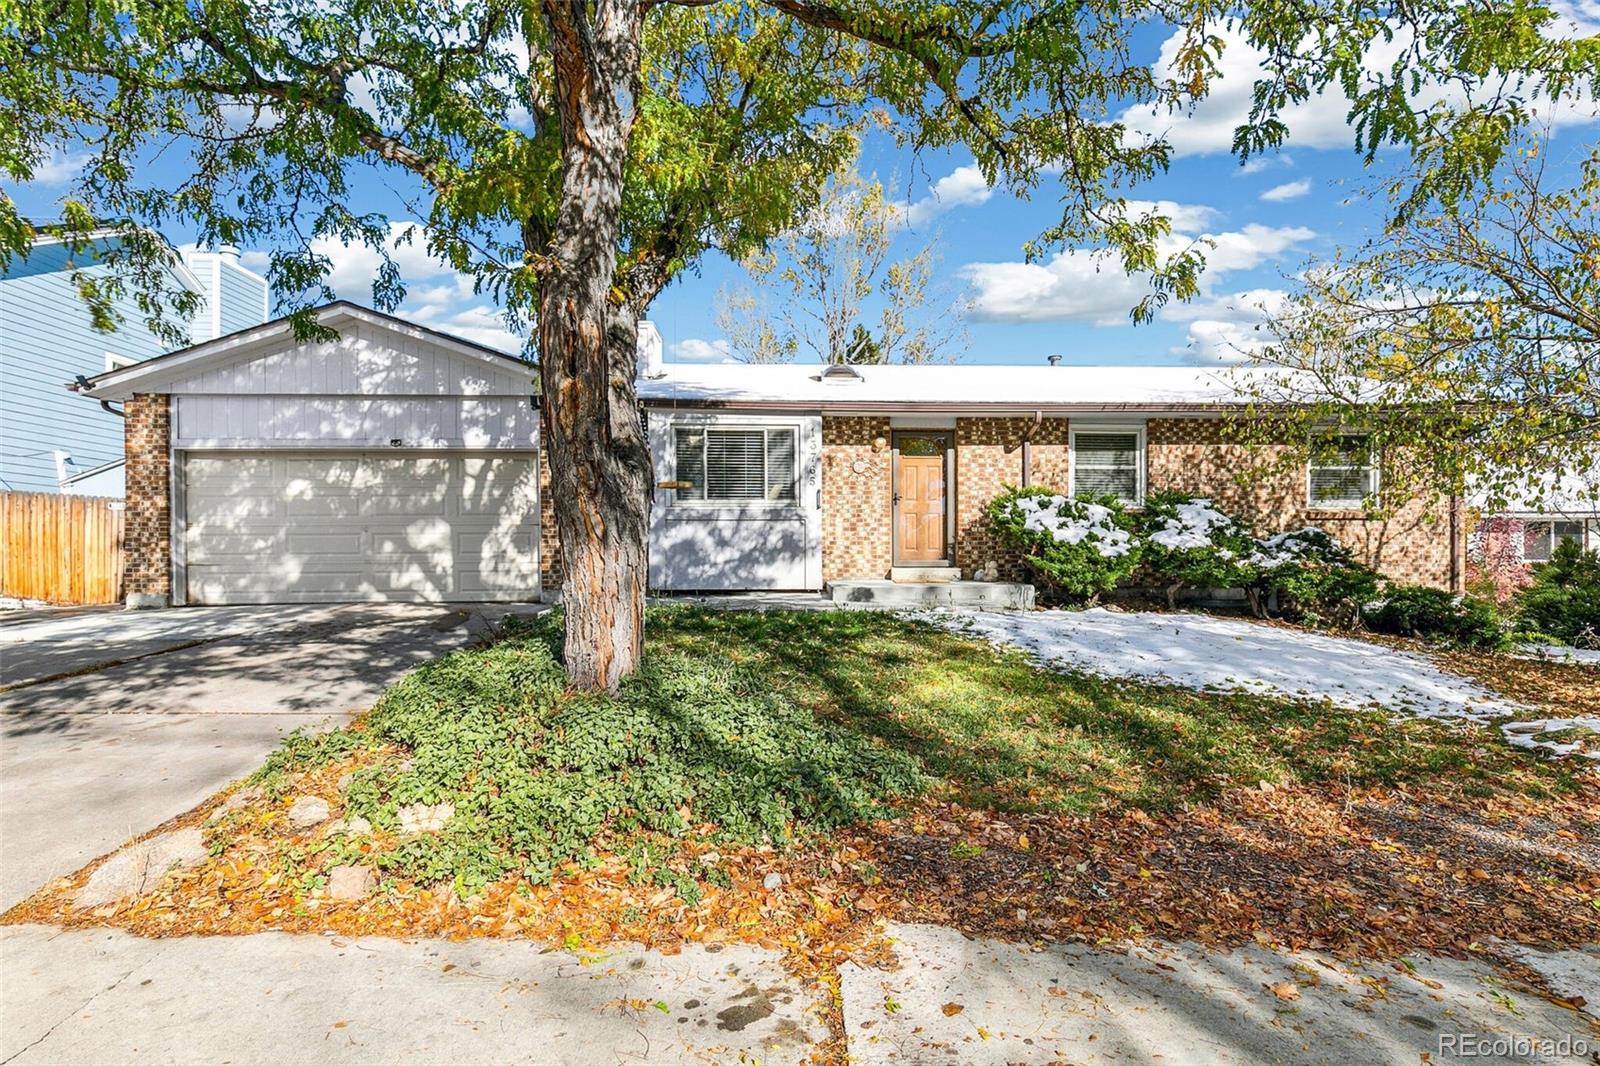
76, 827, 208, 909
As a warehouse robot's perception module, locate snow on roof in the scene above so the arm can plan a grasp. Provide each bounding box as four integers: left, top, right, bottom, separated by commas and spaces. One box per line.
1472, 462, 1600, 517
637, 362, 1286, 409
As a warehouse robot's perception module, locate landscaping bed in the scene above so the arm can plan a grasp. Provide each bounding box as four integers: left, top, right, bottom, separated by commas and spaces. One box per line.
7, 608, 1598, 971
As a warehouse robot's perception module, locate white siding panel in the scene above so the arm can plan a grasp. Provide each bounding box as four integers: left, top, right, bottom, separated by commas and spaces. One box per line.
183, 451, 539, 604
164, 325, 533, 398
174, 395, 534, 448
646, 411, 823, 591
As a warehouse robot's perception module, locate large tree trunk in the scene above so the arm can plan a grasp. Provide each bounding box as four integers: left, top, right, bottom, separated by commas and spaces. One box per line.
538, 1, 652, 692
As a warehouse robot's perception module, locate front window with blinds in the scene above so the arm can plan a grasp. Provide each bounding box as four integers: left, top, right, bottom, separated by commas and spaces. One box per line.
1308, 435, 1376, 508
674, 426, 797, 504
1071, 429, 1143, 504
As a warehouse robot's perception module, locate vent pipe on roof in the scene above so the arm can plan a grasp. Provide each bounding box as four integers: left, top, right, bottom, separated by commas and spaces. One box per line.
1047, 354, 1062, 367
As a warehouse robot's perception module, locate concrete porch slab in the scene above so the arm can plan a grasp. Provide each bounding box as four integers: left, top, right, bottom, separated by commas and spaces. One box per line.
826, 580, 1034, 611
887, 566, 962, 584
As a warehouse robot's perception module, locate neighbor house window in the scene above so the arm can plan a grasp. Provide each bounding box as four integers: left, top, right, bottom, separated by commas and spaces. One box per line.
1308, 435, 1376, 509
1521, 519, 1586, 563
1071, 427, 1144, 505
674, 426, 797, 503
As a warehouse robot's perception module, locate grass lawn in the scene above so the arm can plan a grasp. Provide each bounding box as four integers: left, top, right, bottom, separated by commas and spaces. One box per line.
10, 607, 1598, 965
649, 606, 1584, 813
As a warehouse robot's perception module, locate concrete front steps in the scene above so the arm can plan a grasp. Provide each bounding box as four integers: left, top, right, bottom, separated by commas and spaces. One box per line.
825, 578, 1035, 611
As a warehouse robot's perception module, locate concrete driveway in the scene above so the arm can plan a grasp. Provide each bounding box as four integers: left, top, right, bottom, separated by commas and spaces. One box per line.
0, 603, 543, 911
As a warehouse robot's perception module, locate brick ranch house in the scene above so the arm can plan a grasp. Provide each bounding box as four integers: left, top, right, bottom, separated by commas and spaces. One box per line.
72, 302, 1466, 607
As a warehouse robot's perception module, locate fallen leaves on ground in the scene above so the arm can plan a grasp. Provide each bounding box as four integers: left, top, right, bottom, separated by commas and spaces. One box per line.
7, 767, 1599, 973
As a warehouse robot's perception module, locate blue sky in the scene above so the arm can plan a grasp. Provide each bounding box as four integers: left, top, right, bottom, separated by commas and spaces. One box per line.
12, 13, 1599, 368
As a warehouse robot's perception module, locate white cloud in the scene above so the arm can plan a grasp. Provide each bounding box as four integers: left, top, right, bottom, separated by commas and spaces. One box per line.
1186, 223, 1315, 272
1178, 319, 1272, 364
962, 218, 1311, 326
414, 304, 525, 354
1239, 156, 1292, 175
297, 223, 525, 353
903, 164, 994, 227
1259, 179, 1312, 202
1162, 287, 1290, 324
1548, 0, 1600, 36
1119, 27, 1597, 159
962, 252, 1154, 325
1120, 199, 1220, 233
669, 338, 736, 362
25, 151, 89, 186
1165, 288, 1290, 364
309, 221, 465, 300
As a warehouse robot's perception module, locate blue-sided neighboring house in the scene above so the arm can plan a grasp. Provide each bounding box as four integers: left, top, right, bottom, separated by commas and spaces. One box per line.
0, 231, 269, 496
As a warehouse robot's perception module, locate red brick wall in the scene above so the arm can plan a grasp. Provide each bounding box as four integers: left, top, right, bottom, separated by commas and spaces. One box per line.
123, 393, 172, 605
1145, 418, 1463, 590
702, 410, 1463, 592
537, 435, 562, 596
820, 416, 893, 580
954, 417, 1071, 579
818, 415, 1071, 581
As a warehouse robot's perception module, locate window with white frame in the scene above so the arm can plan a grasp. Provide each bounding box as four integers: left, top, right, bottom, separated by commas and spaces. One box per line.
1071, 427, 1144, 505
1521, 519, 1586, 563
104, 351, 138, 371
1308, 435, 1376, 508
673, 426, 797, 503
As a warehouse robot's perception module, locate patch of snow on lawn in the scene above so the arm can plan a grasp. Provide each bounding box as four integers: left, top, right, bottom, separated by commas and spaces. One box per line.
929, 608, 1599, 761
1517, 643, 1600, 667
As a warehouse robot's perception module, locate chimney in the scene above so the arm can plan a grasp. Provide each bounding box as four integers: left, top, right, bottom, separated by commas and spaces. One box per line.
637, 320, 664, 379
1047, 353, 1061, 366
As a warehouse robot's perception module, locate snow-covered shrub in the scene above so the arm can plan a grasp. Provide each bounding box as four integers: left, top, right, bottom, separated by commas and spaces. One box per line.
1134, 491, 1257, 606
1247, 527, 1379, 627
987, 487, 1139, 604
1363, 585, 1507, 648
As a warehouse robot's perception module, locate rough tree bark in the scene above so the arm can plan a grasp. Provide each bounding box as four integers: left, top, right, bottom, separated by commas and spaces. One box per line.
537, 0, 653, 692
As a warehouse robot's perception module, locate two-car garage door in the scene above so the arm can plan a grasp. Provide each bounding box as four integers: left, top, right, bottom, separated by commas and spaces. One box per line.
182, 452, 539, 604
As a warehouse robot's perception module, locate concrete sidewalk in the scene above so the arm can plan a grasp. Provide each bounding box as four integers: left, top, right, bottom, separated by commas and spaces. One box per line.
5, 920, 1595, 1065
1, 924, 823, 1065
841, 923, 1599, 1065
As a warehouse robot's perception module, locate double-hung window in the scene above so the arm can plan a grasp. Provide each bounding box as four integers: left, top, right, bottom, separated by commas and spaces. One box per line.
674, 426, 797, 504
1521, 519, 1586, 563
1070, 428, 1144, 505
1308, 435, 1376, 509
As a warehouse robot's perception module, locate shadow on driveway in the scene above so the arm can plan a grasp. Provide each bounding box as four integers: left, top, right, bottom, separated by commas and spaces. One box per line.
0, 602, 539, 911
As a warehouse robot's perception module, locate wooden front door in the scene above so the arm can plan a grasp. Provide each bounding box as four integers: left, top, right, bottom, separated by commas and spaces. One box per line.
893, 432, 951, 565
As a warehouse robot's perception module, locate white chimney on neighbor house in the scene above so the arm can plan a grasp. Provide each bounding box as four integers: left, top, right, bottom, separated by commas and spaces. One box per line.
637, 320, 664, 379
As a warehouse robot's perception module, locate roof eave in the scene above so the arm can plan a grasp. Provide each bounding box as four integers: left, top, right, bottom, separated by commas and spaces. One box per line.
69, 301, 536, 400
637, 397, 1263, 414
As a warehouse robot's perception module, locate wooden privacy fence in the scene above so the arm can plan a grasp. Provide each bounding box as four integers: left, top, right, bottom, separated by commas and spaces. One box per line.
0, 492, 126, 605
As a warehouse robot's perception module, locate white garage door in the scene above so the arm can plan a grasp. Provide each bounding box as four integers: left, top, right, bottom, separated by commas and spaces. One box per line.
183, 452, 539, 604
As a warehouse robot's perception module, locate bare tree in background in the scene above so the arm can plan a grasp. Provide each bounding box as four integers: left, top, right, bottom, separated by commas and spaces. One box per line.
716, 164, 967, 364
1237, 137, 1600, 512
